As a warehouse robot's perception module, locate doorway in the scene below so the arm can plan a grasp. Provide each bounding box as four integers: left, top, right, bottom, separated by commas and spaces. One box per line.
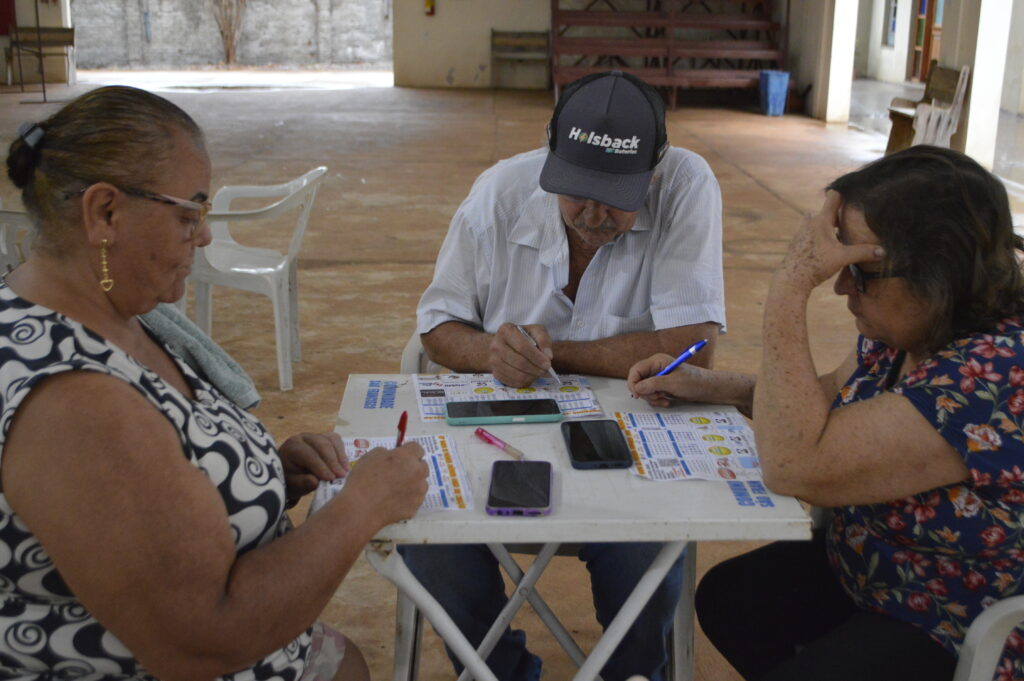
908, 0, 944, 82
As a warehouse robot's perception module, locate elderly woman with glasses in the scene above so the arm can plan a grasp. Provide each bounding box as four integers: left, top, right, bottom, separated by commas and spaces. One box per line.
628, 146, 1024, 681
0, 86, 428, 681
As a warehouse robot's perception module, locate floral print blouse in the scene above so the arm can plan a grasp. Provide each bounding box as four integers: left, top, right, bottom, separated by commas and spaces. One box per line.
829, 321, 1024, 680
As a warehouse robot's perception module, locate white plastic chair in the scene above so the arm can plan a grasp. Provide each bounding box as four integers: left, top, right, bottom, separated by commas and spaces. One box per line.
954, 594, 1024, 681
400, 331, 445, 374
0, 210, 34, 273
188, 166, 327, 391
912, 65, 970, 148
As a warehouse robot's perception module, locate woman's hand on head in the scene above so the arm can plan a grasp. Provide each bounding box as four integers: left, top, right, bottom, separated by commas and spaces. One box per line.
278, 432, 349, 501
628, 353, 712, 407
779, 191, 884, 293
341, 442, 429, 528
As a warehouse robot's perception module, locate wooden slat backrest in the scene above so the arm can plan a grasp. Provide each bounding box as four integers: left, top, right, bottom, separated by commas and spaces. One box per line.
923, 59, 962, 105
492, 31, 548, 55
10, 26, 74, 48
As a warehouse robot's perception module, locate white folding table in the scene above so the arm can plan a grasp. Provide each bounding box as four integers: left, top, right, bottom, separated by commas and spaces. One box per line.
327, 374, 812, 681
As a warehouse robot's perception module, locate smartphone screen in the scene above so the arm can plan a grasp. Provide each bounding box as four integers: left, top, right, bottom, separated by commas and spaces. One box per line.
561, 419, 633, 469
446, 399, 563, 425
486, 460, 552, 516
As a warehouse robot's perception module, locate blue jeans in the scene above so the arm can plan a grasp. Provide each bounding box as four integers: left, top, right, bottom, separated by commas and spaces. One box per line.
399, 542, 685, 681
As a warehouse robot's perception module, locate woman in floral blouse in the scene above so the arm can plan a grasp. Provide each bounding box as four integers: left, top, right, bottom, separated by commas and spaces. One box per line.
628, 145, 1024, 681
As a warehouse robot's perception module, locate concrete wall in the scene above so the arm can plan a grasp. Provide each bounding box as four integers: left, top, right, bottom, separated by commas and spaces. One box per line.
5, 0, 71, 84
393, 0, 549, 88
864, 0, 913, 82
70, 0, 393, 68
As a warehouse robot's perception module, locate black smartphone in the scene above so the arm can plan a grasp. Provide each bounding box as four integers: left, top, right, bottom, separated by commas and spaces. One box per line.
445, 398, 563, 426
485, 460, 553, 516
561, 419, 633, 470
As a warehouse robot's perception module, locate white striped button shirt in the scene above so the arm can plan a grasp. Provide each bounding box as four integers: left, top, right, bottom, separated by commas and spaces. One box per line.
417, 146, 726, 342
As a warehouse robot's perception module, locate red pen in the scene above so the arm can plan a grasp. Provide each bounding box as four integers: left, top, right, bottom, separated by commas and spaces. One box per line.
396, 410, 408, 447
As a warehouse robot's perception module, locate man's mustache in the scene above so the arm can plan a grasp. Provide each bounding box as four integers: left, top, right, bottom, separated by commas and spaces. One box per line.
573, 217, 618, 231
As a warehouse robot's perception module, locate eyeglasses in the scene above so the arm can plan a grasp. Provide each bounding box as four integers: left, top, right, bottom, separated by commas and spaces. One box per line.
848, 262, 903, 293
65, 184, 211, 238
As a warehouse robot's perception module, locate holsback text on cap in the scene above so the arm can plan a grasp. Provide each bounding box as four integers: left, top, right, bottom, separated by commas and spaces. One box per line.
568, 127, 640, 154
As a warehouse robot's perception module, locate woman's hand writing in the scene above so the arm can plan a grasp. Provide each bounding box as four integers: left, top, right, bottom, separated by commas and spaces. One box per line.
341, 442, 429, 528
628, 354, 757, 416
628, 353, 714, 407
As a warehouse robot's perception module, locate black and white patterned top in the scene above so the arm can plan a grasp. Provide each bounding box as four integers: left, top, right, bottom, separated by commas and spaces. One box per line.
0, 283, 312, 681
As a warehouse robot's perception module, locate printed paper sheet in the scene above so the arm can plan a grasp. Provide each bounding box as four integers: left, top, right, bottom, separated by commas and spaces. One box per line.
413, 373, 603, 422
311, 434, 473, 514
614, 410, 763, 482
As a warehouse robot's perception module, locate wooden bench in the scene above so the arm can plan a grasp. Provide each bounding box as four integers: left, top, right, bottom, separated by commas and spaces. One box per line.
6, 26, 75, 99
552, 9, 778, 32
491, 30, 549, 89
550, 0, 787, 109
886, 59, 967, 154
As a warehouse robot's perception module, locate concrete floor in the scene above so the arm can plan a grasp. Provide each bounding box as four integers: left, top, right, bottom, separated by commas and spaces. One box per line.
1, 73, 1021, 680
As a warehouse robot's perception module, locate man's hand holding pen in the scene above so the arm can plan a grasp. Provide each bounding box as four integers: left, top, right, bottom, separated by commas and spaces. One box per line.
488, 322, 558, 388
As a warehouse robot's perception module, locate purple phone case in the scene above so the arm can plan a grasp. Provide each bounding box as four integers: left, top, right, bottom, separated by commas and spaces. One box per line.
486, 460, 552, 516
485, 505, 552, 517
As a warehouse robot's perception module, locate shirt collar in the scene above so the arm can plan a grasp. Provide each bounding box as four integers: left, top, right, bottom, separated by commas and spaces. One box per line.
508, 189, 653, 267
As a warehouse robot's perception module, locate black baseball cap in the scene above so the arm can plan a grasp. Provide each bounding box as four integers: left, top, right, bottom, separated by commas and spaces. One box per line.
539, 71, 667, 212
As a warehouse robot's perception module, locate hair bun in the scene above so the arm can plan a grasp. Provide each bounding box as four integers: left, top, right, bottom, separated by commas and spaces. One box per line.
6, 137, 35, 190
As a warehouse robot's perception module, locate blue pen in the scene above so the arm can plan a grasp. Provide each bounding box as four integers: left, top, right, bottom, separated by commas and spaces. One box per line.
655, 339, 708, 376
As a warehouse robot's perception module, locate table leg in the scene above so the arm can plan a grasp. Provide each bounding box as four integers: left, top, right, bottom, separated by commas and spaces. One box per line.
454, 543, 562, 681
571, 540, 689, 681
670, 543, 696, 681
367, 544, 500, 681
488, 544, 591, 670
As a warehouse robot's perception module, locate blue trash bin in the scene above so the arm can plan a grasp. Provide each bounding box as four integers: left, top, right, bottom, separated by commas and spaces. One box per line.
759, 70, 789, 116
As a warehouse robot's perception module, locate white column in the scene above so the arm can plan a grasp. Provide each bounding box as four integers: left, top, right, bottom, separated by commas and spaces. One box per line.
963, 0, 1011, 166
823, 0, 859, 122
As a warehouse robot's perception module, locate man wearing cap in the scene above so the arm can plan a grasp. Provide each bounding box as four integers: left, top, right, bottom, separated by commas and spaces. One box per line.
407, 71, 725, 681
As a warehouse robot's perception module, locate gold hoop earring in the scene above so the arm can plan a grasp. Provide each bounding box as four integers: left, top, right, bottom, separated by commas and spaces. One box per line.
99, 239, 114, 292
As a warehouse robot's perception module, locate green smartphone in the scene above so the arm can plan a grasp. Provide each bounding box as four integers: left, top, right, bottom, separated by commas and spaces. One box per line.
445, 398, 564, 426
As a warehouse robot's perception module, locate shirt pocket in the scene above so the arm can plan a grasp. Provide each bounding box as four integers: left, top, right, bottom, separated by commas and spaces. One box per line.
593, 310, 654, 339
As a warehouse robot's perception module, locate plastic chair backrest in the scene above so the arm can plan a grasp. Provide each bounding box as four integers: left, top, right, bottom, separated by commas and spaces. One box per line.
207, 166, 327, 262
0, 210, 34, 273
952, 594, 1024, 681
948, 65, 971, 126
912, 103, 947, 146
400, 331, 445, 374
912, 65, 969, 148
